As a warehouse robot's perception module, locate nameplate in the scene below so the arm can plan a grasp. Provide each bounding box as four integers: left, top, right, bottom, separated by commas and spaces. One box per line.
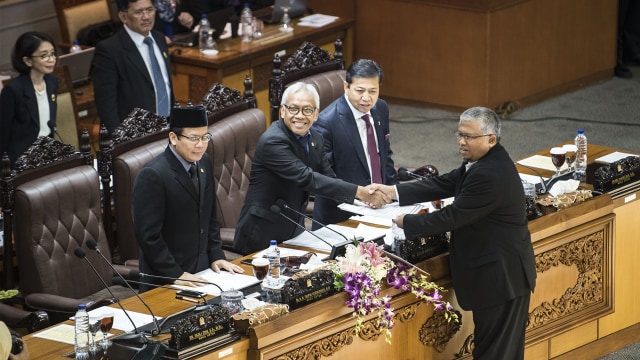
396, 233, 449, 264
169, 306, 231, 350
281, 269, 336, 310
594, 156, 640, 193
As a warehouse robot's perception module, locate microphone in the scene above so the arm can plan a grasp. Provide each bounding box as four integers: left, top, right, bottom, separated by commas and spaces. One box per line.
275, 199, 360, 245
270, 204, 349, 260
515, 162, 547, 195
86, 239, 161, 336
73, 248, 143, 341
398, 167, 427, 181
47, 120, 65, 143
135, 272, 223, 295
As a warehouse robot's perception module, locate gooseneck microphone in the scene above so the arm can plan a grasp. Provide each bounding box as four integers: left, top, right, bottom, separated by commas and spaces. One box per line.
271, 205, 335, 260
275, 199, 358, 245
515, 162, 548, 195
134, 271, 224, 295
86, 239, 161, 336
73, 248, 141, 339
397, 167, 427, 181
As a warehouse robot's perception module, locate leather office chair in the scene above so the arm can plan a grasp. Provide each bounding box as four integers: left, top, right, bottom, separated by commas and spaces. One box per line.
97, 109, 170, 272
53, 0, 112, 44
53, 65, 81, 151
201, 77, 264, 260
0, 136, 132, 320
0, 303, 49, 334
268, 38, 346, 123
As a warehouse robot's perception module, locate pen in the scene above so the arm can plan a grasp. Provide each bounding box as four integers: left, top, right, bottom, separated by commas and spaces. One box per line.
176, 295, 199, 303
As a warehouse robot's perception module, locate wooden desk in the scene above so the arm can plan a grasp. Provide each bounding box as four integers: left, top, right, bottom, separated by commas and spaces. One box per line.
170, 18, 354, 121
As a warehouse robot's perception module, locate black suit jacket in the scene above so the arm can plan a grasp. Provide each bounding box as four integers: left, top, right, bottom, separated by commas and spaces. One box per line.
233, 120, 358, 255
0, 73, 57, 165
312, 96, 397, 227
398, 144, 536, 311
92, 28, 173, 133
132, 146, 225, 291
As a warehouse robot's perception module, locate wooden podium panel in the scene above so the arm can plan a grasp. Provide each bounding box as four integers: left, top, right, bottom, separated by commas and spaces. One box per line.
351, 0, 616, 109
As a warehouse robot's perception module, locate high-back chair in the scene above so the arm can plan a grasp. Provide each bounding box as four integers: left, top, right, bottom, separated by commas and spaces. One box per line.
53, 0, 112, 44
0, 135, 131, 319
53, 65, 81, 150
268, 38, 346, 123
201, 77, 264, 259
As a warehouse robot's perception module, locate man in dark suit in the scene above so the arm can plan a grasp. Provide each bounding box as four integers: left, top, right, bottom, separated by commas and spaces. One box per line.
232, 82, 388, 255
312, 59, 397, 228
370, 107, 536, 359
132, 105, 243, 292
92, 0, 173, 133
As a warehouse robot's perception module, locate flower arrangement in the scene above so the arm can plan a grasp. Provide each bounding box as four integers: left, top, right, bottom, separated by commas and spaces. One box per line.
329, 242, 458, 343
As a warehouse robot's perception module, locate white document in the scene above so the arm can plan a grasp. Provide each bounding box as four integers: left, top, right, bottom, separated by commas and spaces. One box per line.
338, 201, 426, 219
298, 14, 339, 27
594, 151, 638, 164
67, 306, 159, 332
517, 155, 568, 172
172, 269, 260, 296
519, 173, 548, 184
283, 224, 388, 252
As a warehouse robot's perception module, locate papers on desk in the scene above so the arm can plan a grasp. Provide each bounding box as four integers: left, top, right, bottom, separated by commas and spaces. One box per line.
283, 223, 389, 252
252, 247, 325, 258
67, 306, 159, 332
172, 269, 260, 296
338, 201, 426, 219
517, 155, 568, 172
594, 151, 639, 164
298, 14, 339, 27
519, 173, 547, 184
35, 323, 114, 345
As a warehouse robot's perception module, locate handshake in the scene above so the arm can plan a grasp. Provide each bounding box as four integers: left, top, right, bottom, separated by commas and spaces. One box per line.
356, 184, 398, 209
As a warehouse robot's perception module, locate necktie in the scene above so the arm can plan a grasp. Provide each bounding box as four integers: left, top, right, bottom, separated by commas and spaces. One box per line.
189, 163, 199, 195
143, 37, 169, 117
298, 135, 309, 159
362, 114, 382, 183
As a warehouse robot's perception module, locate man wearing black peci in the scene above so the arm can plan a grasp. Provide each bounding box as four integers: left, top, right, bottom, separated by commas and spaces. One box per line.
132, 105, 243, 292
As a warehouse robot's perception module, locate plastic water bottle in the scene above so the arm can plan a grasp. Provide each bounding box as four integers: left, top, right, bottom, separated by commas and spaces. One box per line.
265, 240, 281, 288
198, 14, 215, 53
240, 3, 253, 42
74, 304, 90, 359
70, 40, 82, 53
574, 129, 587, 181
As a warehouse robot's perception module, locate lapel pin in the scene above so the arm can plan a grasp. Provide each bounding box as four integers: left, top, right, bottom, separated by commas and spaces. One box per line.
51, 94, 56, 102
163, 52, 168, 58
377, 121, 380, 126
311, 141, 315, 148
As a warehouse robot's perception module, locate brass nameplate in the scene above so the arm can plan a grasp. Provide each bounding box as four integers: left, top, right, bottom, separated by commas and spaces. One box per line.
169, 306, 231, 350
281, 269, 336, 310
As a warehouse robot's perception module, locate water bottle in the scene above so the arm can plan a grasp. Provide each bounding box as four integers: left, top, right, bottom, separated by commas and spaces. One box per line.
198, 14, 216, 53
240, 3, 253, 42
74, 304, 90, 359
265, 240, 281, 288
574, 129, 587, 181
70, 40, 82, 53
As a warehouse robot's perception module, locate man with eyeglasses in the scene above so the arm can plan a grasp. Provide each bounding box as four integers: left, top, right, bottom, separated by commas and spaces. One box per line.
232, 82, 390, 255
369, 107, 536, 360
312, 59, 398, 228
132, 105, 244, 292
92, 0, 173, 133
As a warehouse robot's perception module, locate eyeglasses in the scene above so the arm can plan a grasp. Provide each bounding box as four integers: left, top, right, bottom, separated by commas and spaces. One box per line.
177, 133, 212, 143
282, 104, 317, 116
454, 131, 494, 142
128, 6, 156, 17
31, 52, 57, 61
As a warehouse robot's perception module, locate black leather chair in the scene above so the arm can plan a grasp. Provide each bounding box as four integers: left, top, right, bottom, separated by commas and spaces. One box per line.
268, 38, 346, 123
0, 135, 131, 321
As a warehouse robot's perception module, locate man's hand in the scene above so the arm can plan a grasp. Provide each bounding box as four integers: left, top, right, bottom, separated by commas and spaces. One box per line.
393, 214, 406, 228
174, 272, 209, 287
211, 260, 245, 274
178, 12, 194, 29
364, 184, 397, 203
356, 185, 391, 208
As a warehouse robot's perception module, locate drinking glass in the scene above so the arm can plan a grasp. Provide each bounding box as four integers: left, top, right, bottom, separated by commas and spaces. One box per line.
279, 0, 294, 32
88, 315, 102, 353
100, 311, 114, 349
550, 147, 567, 177
251, 258, 269, 281
563, 144, 577, 172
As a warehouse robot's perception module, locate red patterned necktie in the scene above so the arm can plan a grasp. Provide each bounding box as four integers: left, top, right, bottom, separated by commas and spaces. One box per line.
362, 114, 382, 183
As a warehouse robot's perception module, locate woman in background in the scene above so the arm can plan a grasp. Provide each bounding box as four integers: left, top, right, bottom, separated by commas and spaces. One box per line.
0, 31, 58, 167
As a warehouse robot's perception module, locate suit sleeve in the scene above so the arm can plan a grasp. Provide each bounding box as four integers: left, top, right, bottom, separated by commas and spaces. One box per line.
400, 168, 499, 238
260, 133, 357, 204
204, 160, 225, 263
133, 166, 184, 279
378, 100, 398, 185
92, 41, 121, 134
0, 86, 17, 156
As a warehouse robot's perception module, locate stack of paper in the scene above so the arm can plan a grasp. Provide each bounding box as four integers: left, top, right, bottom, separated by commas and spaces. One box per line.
298, 14, 339, 27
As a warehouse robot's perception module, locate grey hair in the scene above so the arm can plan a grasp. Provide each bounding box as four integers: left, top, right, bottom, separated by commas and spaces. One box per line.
281, 82, 320, 109
459, 106, 501, 141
